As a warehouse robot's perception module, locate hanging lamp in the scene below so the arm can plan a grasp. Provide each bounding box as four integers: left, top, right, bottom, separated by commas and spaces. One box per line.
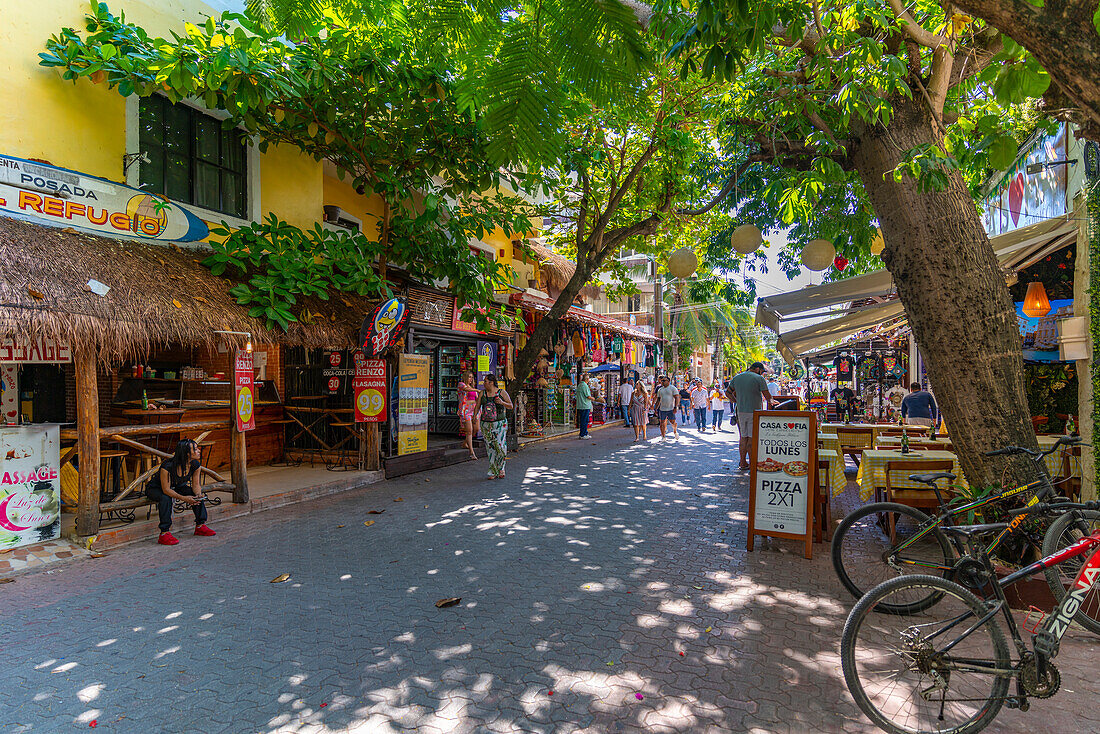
801, 239, 836, 271
1022, 281, 1051, 318
730, 224, 763, 255
870, 230, 885, 256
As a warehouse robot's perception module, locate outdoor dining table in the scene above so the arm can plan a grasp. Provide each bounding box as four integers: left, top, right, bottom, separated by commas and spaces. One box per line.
875, 435, 955, 451
855, 449, 967, 502
817, 448, 847, 498
872, 435, 1075, 477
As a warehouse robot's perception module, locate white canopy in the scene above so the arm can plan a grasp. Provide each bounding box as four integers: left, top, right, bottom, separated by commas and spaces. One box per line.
759, 214, 1077, 364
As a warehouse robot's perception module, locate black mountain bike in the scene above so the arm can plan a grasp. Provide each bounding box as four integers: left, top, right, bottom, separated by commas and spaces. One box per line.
841, 499, 1100, 734
831, 436, 1084, 615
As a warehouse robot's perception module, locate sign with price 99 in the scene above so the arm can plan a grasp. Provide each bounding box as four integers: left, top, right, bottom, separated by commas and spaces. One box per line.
353, 352, 387, 423
746, 410, 817, 560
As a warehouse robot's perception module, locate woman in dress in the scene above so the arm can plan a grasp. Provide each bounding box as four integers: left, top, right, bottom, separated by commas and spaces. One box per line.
630, 381, 650, 442
457, 370, 479, 459
473, 374, 513, 479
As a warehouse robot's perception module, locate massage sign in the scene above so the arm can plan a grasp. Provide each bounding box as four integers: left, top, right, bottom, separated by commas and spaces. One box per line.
0, 425, 61, 550
234, 350, 255, 432
747, 410, 817, 559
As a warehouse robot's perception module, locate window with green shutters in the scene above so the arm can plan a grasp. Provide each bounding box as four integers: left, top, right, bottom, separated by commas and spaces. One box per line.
138, 96, 247, 218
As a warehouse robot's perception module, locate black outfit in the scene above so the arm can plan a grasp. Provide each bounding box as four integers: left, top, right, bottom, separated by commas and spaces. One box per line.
830, 386, 857, 422
146, 458, 205, 532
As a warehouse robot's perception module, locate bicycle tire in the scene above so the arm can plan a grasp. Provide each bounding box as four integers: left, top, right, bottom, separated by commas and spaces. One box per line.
1042, 509, 1100, 636
832, 502, 955, 614
841, 575, 1011, 734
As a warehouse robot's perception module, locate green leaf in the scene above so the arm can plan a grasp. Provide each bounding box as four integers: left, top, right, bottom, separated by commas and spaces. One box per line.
988, 135, 1019, 171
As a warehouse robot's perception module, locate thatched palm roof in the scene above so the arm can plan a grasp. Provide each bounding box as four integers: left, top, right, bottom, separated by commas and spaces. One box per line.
0, 216, 374, 362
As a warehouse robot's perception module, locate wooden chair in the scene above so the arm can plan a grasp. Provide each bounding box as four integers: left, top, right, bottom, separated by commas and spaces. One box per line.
836, 427, 875, 465
814, 458, 832, 543
884, 459, 955, 542
1032, 416, 1050, 433
1059, 445, 1082, 501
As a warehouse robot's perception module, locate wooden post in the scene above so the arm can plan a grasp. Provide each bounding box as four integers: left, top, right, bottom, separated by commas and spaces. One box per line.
230, 419, 249, 503
365, 423, 380, 471
74, 346, 100, 536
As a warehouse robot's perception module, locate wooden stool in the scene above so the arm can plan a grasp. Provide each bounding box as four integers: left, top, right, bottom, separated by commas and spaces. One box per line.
328, 422, 361, 471
269, 418, 301, 466
196, 441, 215, 471
815, 458, 832, 543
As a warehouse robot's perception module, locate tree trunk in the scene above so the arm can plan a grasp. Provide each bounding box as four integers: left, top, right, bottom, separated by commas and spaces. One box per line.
952, 0, 1100, 141
507, 264, 594, 398
849, 96, 1038, 487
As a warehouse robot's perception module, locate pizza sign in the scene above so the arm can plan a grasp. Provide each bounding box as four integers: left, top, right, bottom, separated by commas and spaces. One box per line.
353, 355, 387, 423
234, 350, 255, 432
747, 410, 817, 559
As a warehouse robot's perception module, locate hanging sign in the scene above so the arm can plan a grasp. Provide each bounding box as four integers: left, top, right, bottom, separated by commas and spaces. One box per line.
452, 299, 487, 334
360, 298, 409, 357
0, 425, 60, 550
234, 350, 255, 432
746, 410, 817, 560
353, 352, 387, 423
397, 354, 429, 455
476, 340, 497, 383
0, 153, 209, 242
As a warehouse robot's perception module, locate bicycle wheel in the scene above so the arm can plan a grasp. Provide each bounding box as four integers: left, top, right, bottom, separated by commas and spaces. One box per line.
842, 575, 1011, 734
833, 502, 955, 614
1042, 509, 1100, 636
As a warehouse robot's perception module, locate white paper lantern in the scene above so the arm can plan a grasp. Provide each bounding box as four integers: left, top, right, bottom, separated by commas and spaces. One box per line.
801, 239, 835, 271
667, 247, 699, 280
870, 230, 885, 257
730, 224, 763, 255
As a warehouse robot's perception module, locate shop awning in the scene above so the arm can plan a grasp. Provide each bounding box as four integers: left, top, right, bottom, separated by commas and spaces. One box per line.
759, 213, 1078, 362
510, 292, 658, 341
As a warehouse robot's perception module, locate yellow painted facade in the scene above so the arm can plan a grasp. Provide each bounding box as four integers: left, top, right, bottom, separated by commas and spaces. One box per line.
2, 0, 536, 288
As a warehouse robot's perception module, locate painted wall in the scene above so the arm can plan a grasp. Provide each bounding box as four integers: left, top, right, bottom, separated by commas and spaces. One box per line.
260, 145, 323, 230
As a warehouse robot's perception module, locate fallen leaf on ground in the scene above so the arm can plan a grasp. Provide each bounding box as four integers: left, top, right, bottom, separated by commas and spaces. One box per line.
336, 525, 345, 528
28, 287, 44, 300
424, 479, 430, 482
320, 703, 328, 708
89, 721, 97, 728
394, 498, 404, 502
364, 521, 375, 527
692, 586, 703, 590
606, 661, 615, 666
367, 510, 385, 514
705, 626, 712, 633
89, 553, 108, 558
0, 578, 14, 584
547, 690, 554, 696
270, 573, 290, 583
679, 652, 685, 656
435, 597, 461, 608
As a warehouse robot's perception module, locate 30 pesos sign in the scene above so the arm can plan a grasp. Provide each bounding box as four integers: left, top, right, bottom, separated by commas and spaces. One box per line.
234, 350, 255, 432
353, 353, 387, 423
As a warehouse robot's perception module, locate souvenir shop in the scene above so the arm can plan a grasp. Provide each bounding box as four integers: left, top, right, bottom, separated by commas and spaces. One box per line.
804, 331, 913, 423
510, 294, 657, 440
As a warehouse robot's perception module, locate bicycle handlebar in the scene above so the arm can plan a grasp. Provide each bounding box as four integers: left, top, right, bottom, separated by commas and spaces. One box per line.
983, 435, 1084, 459
1022, 500, 1100, 516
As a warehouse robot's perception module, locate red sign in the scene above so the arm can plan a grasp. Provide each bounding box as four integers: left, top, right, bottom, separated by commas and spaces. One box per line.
329, 351, 342, 367
353, 354, 387, 423
234, 350, 255, 432
451, 298, 487, 334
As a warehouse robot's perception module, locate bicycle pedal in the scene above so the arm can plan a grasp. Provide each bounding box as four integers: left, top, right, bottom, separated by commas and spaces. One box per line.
1023, 605, 1047, 634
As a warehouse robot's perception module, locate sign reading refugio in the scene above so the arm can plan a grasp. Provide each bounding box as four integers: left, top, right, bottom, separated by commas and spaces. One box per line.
747, 410, 817, 559
0, 153, 210, 242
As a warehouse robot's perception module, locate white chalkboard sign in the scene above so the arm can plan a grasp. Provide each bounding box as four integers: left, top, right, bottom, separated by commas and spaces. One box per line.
746, 410, 817, 559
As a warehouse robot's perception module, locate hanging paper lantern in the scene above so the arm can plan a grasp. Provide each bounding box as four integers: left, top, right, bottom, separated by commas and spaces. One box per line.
667, 247, 699, 279
1022, 281, 1051, 318
801, 239, 835, 271
730, 224, 763, 255
834, 255, 849, 271
870, 230, 885, 256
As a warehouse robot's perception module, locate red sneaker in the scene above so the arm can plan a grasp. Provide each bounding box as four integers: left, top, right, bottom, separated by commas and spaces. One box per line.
194, 525, 216, 537
158, 532, 179, 545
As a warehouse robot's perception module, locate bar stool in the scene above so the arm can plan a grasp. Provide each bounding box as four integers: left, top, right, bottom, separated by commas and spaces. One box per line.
269, 418, 301, 466
328, 422, 360, 471
99, 449, 130, 499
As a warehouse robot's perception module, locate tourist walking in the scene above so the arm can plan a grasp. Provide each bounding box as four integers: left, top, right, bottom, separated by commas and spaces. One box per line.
691, 381, 709, 432
655, 375, 681, 439
630, 380, 650, 441
472, 375, 512, 479
710, 383, 727, 430
730, 362, 773, 470
901, 382, 938, 428
678, 383, 691, 424
457, 370, 479, 460
576, 374, 593, 438
619, 377, 634, 428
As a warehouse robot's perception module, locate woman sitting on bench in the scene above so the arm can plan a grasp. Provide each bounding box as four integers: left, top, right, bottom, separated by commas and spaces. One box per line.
147, 438, 216, 545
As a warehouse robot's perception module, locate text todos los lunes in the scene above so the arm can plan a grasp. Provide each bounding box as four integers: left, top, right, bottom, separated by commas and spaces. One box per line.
759, 433, 808, 509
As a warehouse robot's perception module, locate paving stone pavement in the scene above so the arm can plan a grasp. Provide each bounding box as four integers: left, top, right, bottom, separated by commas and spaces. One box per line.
2, 426, 1099, 733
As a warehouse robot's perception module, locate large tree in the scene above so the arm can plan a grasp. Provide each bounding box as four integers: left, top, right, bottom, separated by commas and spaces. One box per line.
660, 0, 1047, 485
40, 3, 536, 329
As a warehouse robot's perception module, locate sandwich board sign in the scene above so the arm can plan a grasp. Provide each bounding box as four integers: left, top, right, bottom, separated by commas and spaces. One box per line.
746, 410, 817, 559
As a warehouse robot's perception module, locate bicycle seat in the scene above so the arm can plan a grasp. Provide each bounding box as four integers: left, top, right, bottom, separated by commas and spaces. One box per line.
941, 523, 1007, 540
908, 471, 957, 485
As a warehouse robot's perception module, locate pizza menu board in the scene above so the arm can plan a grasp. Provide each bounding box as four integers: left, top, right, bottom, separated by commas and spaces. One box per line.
747, 410, 817, 559
234, 350, 255, 432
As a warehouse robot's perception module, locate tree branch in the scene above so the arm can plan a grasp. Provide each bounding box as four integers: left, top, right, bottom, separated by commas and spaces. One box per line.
886, 0, 946, 48
677, 159, 757, 216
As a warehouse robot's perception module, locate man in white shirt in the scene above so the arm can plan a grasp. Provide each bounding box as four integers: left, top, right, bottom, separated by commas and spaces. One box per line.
619, 378, 634, 428
690, 381, 710, 432
654, 375, 681, 439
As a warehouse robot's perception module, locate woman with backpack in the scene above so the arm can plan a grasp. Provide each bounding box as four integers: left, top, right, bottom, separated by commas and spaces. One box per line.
472, 374, 513, 479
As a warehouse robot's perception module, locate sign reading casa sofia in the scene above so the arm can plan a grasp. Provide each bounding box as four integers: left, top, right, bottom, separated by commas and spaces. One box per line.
0, 154, 210, 243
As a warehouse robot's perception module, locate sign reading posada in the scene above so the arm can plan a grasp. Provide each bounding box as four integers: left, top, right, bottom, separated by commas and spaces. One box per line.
0, 154, 209, 242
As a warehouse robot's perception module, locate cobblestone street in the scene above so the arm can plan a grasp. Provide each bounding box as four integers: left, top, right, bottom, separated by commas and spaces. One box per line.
2, 426, 1099, 733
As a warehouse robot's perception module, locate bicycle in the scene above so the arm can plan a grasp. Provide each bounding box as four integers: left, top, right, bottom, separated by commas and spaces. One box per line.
841, 499, 1100, 734
831, 436, 1084, 615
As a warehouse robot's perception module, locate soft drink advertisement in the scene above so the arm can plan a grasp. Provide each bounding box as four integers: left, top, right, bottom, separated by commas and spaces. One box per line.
752, 416, 811, 534
353, 352, 387, 423
234, 350, 255, 432
397, 354, 429, 455
0, 425, 60, 550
